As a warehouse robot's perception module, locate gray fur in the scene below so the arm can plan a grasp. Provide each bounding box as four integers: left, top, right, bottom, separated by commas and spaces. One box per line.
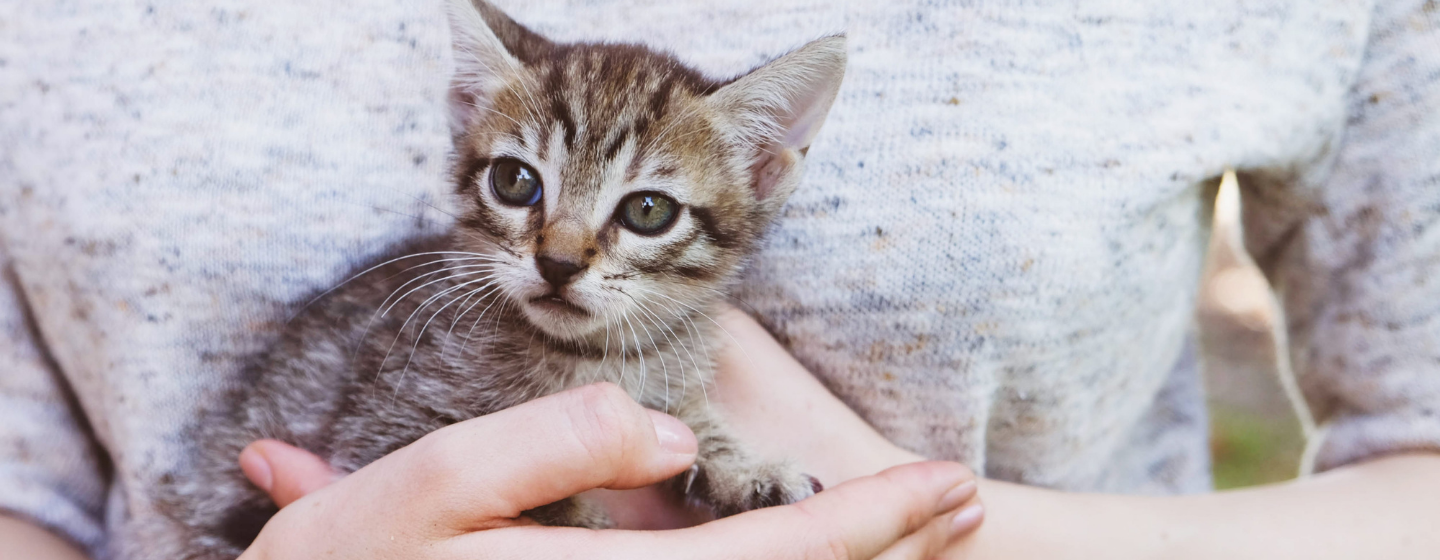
158, 1, 845, 557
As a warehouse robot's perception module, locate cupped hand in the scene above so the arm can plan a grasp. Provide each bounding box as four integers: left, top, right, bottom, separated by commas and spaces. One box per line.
708, 305, 932, 483
237, 383, 979, 559
589, 305, 960, 530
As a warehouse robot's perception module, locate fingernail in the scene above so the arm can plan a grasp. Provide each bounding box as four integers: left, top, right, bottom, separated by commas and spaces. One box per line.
936, 480, 977, 513
646, 410, 697, 456
950, 504, 985, 537
238, 446, 273, 492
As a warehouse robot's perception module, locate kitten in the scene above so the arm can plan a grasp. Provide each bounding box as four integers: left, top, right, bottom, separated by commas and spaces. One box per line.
160, 0, 845, 557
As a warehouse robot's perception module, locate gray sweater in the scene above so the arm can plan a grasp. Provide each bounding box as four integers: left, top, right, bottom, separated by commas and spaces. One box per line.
2, 0, 1438, 557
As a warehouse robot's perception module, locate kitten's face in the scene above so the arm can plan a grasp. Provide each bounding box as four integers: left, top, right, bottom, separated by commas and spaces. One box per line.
453, 63, 754, 340
446, 0, 844, 342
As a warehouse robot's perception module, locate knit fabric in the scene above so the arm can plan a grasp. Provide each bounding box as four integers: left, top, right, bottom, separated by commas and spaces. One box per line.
1, 1, 1437, 557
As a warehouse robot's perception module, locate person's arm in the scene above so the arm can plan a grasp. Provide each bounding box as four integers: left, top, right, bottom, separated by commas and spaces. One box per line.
708, 306, 1440, 559
0, 515, 88, 560
0, 254, 107, 558
953, 455, 1440, 559
717, 0, 1440, 555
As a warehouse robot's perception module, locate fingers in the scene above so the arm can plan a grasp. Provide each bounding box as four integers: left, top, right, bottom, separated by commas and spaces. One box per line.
874, 499, 984, 560
465, 461, 976, 560
711, 461, 975, 560
375, 382, 697, 528
241, 383, 985, 560
239, 440, 339, 508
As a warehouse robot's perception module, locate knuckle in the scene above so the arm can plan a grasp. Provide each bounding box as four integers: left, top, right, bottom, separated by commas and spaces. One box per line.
575, 381, 635, 412
791, 501, 851, 560
873, 469, 937, 534
818, 538, 852, 560
251, 504, 307, 556
406, 427, 470, 487
810, 529, 853, 560
563, 383, 642, 468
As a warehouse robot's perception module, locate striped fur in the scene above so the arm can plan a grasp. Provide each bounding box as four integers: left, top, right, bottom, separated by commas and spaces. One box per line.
448, 0, 844, 344
158, 0, 845, 556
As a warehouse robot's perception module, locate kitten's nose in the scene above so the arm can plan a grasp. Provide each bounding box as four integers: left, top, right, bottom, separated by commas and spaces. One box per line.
536, 255, 587, 289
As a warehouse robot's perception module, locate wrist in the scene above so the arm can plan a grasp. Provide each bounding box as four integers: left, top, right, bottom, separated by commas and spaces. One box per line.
938, 480, 1169, 560
0, 515, 90, 560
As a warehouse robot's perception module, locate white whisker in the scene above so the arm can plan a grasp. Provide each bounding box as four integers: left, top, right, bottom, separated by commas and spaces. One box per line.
296, 250, 498, 318
379, 264, 499, 317
377, 272, 496, 373
460, 291, 508, 356
627, 297, 672, 411
389, 278, 496, 404
639, 293, 707, 408
620, 311, 646, 402
626, 291, 691, 411
637, 286, 752, 371
438, 285, 496, 360
618, 307, 629, 394
355, 264, 500, 358
598, 312, 611, 383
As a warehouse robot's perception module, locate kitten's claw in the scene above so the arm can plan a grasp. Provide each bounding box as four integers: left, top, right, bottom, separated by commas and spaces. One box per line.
683, 464, 700, 495
807, 474, 824, 494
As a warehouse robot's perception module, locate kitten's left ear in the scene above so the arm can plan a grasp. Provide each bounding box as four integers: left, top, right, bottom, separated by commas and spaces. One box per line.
708, 35, 847, 202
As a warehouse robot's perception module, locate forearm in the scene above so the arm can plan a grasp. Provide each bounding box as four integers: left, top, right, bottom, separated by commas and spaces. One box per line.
951, 453, 1440, 559
0, 515, 88, 560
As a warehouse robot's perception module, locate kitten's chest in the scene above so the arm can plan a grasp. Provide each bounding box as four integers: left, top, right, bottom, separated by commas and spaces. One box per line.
456, 334, 721, 414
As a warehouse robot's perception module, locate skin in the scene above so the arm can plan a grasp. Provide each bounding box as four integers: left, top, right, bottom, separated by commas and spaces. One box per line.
694, 307, 1440, 559
6, 307, 1440, 557
0, 516, 88, 560
0, 381, 979, 560
237, 383, 982, 560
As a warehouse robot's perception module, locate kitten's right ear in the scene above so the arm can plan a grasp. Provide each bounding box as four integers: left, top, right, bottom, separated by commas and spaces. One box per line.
446, 0, 547, 136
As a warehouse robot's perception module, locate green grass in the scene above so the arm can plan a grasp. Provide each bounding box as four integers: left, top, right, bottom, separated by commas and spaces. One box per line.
1208, 404, 1305, 489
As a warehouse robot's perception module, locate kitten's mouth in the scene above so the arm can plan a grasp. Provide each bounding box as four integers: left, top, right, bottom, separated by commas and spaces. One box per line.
528, 294, 590, 317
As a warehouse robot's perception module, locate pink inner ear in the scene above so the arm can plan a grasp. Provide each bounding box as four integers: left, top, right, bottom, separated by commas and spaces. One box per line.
447, 88, 479, 136
780, 101, 827, 151
749, 146, 796, 201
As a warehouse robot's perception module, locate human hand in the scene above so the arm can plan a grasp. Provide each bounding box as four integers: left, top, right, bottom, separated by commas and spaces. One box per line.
590, 305, 982, 535
708, 305, 930, 483
237, 383, 980, 559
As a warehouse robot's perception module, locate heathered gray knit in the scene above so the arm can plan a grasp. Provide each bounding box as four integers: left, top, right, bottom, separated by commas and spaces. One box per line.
2, 1, 1438, 557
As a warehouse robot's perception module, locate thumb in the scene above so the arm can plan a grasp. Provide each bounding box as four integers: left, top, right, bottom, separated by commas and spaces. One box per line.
357, 383, 698, 529
238, 439, 339, 508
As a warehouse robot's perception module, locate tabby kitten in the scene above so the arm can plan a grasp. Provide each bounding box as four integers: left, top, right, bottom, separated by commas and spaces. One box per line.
162, 0, 845, 556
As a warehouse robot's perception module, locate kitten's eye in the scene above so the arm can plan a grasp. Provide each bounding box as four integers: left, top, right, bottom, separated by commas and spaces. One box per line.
491, 159, 542, 206
618, 192, 679, 235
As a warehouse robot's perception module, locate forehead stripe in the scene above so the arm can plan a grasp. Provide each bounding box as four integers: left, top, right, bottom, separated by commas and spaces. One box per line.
545, 70, 578, 151
603, 125, 630, 163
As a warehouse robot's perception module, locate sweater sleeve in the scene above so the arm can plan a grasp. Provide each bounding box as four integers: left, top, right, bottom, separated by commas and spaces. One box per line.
1240, 0, 1440, 473
0, 253, 109, 554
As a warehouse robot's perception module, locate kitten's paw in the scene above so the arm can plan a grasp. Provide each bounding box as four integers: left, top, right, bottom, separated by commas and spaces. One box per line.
684, 461, 820, 518
806, 474, 825, 494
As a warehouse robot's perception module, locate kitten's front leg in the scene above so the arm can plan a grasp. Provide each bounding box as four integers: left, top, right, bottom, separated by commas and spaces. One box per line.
671, 401, 822, 518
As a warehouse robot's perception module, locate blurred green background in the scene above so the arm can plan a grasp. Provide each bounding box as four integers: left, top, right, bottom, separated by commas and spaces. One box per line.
1198, 177, 1307, 490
